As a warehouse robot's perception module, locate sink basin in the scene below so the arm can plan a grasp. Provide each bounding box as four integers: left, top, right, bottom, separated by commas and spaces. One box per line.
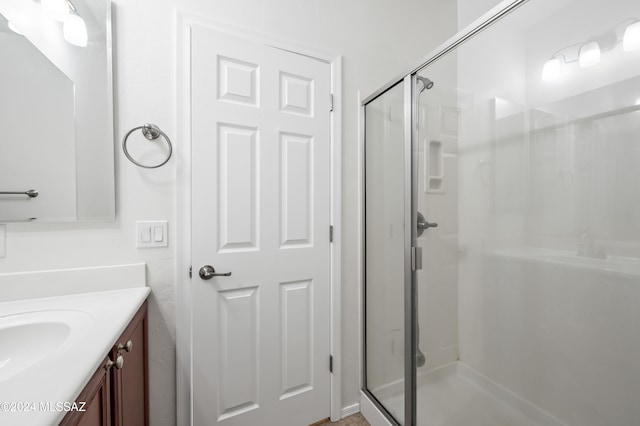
0, 310, 93, 383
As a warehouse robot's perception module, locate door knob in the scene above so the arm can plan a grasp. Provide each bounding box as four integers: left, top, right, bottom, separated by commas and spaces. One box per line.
199, 265, 232, 280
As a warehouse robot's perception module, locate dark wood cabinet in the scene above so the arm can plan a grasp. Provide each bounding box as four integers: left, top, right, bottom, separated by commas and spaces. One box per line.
61, 302, 148, 426
112, 302, 148, 426
62, 357, 112, 426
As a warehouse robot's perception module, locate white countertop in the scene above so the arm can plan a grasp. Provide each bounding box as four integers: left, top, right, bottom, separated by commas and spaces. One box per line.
0, 287, 150, 425
488, 246, 640, 277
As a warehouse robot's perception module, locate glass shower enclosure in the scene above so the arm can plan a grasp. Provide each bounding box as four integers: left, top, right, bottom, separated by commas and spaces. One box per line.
363, 0, 640, 425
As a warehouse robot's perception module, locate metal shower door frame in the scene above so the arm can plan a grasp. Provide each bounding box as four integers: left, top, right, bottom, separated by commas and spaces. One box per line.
358, 73, 427, 426
359, 74, 418, 426
405, 74, 418, 426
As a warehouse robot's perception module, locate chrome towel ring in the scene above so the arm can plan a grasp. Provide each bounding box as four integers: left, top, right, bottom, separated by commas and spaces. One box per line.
122, 123, 173, 169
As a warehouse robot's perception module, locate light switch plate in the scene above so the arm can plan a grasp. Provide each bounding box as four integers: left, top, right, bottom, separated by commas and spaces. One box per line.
136, 221, 168, 248
0, 224, 5, 258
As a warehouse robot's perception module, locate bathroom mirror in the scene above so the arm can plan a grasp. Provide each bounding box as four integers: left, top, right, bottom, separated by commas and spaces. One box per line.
528, 75, 640, 241
0, 0, 114, 222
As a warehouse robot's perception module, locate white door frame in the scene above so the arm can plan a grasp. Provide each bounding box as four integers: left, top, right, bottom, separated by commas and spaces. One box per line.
175, 12, 342, 426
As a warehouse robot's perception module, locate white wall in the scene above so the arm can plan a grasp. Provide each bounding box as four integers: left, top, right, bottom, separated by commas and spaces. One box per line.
457, 0, 503, 31
0, 0, 458, 424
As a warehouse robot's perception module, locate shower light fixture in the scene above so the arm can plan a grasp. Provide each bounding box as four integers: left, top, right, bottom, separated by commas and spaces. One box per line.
578, 41, 601, 67
542, 17, 640, 82
623, 21, 640, 51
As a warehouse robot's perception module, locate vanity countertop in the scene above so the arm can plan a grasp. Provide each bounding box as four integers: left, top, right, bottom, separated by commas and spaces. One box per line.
488, 246, 640, 278
0, 287, 150, 426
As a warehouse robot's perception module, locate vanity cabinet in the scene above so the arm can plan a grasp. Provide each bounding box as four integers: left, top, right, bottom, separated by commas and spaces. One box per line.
112, 301, 148, 426
60, 302, 148, 426
61, 357, 112, 425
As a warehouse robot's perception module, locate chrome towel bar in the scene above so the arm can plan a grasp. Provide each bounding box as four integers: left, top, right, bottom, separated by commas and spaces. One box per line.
0, 190, 39, 198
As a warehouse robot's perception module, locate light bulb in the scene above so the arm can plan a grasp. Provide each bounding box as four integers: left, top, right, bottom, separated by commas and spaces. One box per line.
63, 13, 88, 47
542, 57, 562, 82
41, 0, 70, 22
623, 21, 640, 52
8, 21, 22, 35
579, 41, 600, 68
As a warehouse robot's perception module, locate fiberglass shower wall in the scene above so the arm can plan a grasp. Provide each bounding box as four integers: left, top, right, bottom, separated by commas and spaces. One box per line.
414, 58, 461, 373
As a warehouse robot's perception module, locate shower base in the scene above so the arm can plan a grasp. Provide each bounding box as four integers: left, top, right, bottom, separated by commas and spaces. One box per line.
363, 362, 566, 426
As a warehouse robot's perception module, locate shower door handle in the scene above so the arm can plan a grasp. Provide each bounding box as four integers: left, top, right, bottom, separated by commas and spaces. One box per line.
199, 265, 232, 280
417, 212, 438, 237
418, 219, 438, 229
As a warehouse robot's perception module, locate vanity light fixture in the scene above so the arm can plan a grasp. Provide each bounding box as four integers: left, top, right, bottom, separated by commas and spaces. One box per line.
542, 17, 639, 81
41, 0, 70, 22
623, 20, 640, 51
578, 41, 601, 67
63, 5, 87, 47
540, 42, 582, 82
541, 57, 563, 82
39, 0, 88, 47
8, 21, 22, 35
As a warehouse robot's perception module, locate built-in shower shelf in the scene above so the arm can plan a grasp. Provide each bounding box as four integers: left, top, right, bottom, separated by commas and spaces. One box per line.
424, 139, 444, 193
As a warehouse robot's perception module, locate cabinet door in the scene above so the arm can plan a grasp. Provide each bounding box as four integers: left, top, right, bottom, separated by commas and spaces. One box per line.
60, 357, 111, 426
112, 302, 148, 426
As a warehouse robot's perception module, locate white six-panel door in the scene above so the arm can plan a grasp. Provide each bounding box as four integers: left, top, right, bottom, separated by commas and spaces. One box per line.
190, 24, 332, 426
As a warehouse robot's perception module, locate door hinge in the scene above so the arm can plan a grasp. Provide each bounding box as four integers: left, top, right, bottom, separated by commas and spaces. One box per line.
329, 94, 334, 112
329, 355, 333, 373
189, 266, 192, 278
329, 225, 334, 243
411, 247, 423, 271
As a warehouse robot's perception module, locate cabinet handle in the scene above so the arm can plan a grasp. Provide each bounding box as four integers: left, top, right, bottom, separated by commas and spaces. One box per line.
105, 358, 114, 370
115, 354, 124, 369
118, 340, 133, 353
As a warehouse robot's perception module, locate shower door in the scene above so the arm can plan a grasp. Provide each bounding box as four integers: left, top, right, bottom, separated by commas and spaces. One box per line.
363, 80, 413, 425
